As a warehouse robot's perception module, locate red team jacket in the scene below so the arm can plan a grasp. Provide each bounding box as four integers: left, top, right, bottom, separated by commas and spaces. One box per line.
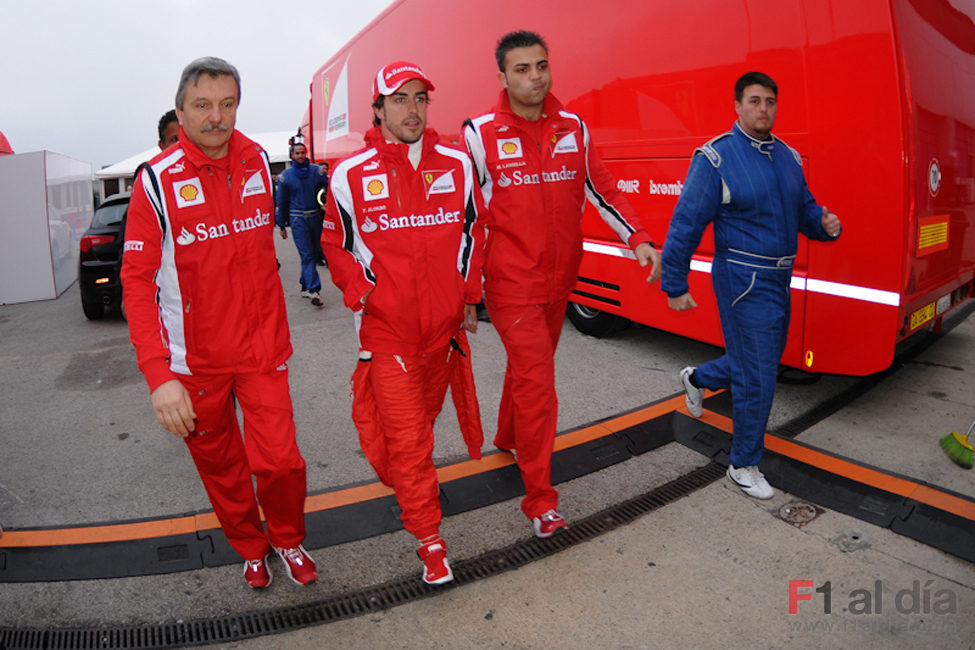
323, 127, 484, 356
121, 129, 291, 392
463, 91, 652, 304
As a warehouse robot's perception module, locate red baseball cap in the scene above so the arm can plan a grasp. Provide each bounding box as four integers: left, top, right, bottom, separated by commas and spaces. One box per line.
373, 61, 435, 101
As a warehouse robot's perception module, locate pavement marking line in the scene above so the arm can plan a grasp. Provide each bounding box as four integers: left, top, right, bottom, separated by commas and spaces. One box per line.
0, 518, 201, 548
766, 436, 975, 520
4, 392, 973, 550
699, 407, 975, 522
0, 399, 680, 548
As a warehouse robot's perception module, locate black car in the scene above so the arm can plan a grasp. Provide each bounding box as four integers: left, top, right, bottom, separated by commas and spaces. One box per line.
79, 192, 130, 320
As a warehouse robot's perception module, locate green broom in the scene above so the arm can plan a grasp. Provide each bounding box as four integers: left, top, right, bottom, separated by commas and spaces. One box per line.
940, 419, 974, 469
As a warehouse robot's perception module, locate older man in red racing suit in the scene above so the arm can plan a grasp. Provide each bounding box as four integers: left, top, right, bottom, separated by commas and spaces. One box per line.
464, 31, 661, 538
122, 57, 315, 590
323, 61, 484, 585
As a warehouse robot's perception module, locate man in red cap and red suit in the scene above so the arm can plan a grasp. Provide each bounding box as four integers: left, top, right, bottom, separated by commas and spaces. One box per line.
322, 60, 484, 585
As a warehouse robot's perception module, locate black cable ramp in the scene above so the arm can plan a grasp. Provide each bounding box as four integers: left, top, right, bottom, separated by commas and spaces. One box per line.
0, 464, 724, 650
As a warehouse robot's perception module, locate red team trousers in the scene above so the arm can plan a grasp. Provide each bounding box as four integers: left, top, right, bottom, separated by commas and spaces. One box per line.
486, 298, 568, 518
178, 366, 307, 560
369, 347, 452, 540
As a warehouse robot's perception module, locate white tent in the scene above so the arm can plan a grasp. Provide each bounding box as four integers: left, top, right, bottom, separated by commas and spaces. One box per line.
94, 131, 295, 198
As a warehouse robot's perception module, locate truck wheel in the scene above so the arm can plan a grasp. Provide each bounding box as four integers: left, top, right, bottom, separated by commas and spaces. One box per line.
82, 294, 105, 320
566, 301, 628, 337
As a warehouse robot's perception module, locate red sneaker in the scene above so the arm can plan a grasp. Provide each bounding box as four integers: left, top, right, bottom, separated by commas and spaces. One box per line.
532, 509, 567, 539
417, 536, 454, 585
243, 555, 272, 589
274, 545, 318, 586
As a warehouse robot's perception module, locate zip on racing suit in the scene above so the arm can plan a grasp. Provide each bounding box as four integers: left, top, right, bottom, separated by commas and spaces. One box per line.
322, 127, 484, 540
463, 90, 653, 519
661, 122, 840, 468
121, 127, 307, 561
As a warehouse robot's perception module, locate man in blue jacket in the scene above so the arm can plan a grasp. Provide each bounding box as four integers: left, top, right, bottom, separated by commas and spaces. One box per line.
662, 71, 842, 500
276, 141, 327, 306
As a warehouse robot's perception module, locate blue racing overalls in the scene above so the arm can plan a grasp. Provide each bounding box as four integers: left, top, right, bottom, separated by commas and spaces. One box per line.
662, 122, 838, 467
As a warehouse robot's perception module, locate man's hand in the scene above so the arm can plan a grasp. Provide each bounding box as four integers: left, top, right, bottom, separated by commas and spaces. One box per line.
464, 304, 479, 333
634, 242, 662, 283
150, 379, 197, 438
822, 206, 841, 238
667, 293, 698, 311
279, 227, 288, 240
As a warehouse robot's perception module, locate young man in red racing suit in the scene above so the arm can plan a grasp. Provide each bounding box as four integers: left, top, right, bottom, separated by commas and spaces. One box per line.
322, 61, 484, 585
121, 57, 316, 590
464, 31, 660, 538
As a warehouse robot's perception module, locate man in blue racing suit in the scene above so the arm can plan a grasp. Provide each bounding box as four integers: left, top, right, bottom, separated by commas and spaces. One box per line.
661, 71, 842, 499
276, 141, 327, 306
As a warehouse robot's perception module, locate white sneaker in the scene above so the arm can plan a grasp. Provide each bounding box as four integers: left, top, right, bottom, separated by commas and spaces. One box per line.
680, 366, 703, 418
310, 292, 323, 307
300, 290, 312, 299
727, 465, 774, 500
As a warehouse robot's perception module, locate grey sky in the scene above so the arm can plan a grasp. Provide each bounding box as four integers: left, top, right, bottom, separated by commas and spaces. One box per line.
1, 0, 391, 169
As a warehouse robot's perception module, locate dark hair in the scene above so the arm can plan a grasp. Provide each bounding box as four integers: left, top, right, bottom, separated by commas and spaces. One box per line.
371, 95, 384, 127
734, 71, 777, 102
157, 109, 177, 142
175, 57, 241, 110
495, 30, 548, 72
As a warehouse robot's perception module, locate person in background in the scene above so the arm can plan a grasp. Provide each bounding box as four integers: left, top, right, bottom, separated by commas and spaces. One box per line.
157, 109, 179, 150
276, 141, 326, 307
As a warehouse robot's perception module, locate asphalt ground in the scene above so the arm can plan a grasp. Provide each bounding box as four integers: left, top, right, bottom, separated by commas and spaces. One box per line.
1, 236, 973, 648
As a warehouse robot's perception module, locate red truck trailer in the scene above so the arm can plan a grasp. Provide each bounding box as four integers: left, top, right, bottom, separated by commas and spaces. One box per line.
301, 0, 975, 375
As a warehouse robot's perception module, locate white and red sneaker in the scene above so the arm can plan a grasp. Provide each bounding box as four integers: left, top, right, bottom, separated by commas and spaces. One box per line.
243, 555, 272, 589
417, 536, 454, 585
532, 509, 567, 539
274, 545, 318, 586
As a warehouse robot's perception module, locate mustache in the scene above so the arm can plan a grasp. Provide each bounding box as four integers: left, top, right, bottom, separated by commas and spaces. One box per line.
201, 124, 229, 133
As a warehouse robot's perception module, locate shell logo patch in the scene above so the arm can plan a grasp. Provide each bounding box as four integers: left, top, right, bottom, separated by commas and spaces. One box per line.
174, 179, 205, 208
497, 138, 522, 160
362, 173, 389, 201
422, 170, 456, 197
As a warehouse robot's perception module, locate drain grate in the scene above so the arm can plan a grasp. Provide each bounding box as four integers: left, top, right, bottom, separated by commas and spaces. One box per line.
0, 463, 723, 650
